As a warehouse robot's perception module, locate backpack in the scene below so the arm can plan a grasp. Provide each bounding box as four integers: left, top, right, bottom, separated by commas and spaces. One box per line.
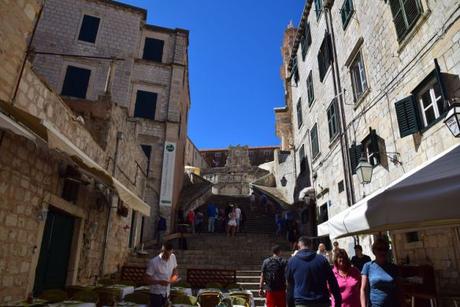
263, 257, 286, 290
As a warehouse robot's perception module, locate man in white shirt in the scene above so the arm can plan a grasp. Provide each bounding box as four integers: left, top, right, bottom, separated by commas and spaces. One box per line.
144, 242, 179, 307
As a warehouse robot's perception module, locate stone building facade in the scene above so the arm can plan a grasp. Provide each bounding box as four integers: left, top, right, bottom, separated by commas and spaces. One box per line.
278, 0, 460, 296
185, 137, 209, 170
0, 0, 151, 302
30, 0, 191, 242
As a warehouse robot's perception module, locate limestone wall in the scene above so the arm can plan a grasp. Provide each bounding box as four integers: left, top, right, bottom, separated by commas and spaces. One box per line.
0, 0, 42, 102
31, 0, 143, 107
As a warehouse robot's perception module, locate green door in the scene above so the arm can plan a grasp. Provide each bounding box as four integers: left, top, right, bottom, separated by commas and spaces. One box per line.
33, 209, 75, 295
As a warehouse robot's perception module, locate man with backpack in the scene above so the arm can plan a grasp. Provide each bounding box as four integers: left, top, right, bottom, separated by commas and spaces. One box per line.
259, 245, 287, 307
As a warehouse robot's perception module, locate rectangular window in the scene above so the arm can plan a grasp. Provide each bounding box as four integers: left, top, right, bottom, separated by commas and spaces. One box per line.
134, 90, 157, 119
140, 144, 152, 175
296, 98, 303, 129
310, 123, 320, 159
299, 145, 306, 172
415, 78, 446, 128
327, 99, 339, 140
301, 23, 312, 60
389, 0, 423, 41
78, 15, 100, 43
314, 0, 323, 19
61, 66, 91, 99
362, 129, 381, 167
143, 37, 164, 62
318, 33, 333, 82
291, 56, 300, 85
318, 203, 328, 224
350, 51, 368, 102
341, 0, 354, 29
129, 211, 137, 248
307, 71, 314, 106
61, 166, 80, 204
396, 64, 447, 137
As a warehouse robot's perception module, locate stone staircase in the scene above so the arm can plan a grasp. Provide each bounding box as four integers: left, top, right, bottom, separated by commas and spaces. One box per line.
128, 196, 290, 306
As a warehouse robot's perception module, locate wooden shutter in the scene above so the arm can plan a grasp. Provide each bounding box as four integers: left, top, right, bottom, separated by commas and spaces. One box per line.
369, 129, 381, 164
349, 143, 362, 174
307, 71, 314, 106
395, 95, 420, 137
404, 0, 422, 29
341, 0, 353, 28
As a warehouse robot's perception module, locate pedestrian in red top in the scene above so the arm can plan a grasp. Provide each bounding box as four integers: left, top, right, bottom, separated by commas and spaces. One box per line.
186, 210, 195, 234
259, 245, 287, 307
330, 249, 361, 307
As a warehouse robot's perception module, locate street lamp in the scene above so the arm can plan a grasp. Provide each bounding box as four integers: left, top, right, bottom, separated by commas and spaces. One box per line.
356, 157, 373, 184
444, 103, 460, 137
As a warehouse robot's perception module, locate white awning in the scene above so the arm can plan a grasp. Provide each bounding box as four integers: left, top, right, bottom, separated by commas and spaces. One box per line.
43, 120, 151, 216
0, 112, 36, 141
320, 142, 460, 239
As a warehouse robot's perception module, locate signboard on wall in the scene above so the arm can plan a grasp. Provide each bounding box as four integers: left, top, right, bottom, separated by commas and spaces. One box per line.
160, 142, 176, 206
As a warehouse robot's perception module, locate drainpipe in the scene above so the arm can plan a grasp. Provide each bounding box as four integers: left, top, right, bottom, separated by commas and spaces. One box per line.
100, 131, 123, 277
324, 3, 355, 206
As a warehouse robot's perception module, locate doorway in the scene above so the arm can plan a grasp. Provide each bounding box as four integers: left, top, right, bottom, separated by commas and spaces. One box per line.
33, 208, 75, 295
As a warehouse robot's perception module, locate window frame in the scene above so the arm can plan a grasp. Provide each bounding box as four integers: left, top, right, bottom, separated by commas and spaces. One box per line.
142, 37, 165, 63
296, 98, 303, 129
314, 0, 323, 20
341, 0, 354, 29
77, 14, 101, 44
61, 65, 92, 99
350, 50, 369, 102
310, 123, 320, 159
133, 89, 158, 120
327, 99, 340, 141
301, 23, 312, 60
389, 0, 423, 42
414, 78, 446, 128
307, 71, 315, 107
318, 33, 333, 83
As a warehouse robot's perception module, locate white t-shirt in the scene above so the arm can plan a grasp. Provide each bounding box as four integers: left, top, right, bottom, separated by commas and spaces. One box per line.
145, 253, 177, 296
235, 207, 241, 219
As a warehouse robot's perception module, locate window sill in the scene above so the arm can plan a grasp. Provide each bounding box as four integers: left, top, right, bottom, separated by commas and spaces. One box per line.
397, 9, 431, 54
353, 88, 371, 110
312, 152, 321, 164
328, 133, 340, 148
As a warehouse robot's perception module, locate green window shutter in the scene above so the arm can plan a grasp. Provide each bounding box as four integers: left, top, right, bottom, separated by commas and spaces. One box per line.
395, 95, 420, 138
349, 143, 363, 174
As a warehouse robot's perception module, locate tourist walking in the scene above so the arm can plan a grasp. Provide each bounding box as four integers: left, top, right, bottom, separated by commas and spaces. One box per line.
227, 206, 237, 237
360, 238, 401, 307
144, 242, 180, 307
235, 205, 242, 232
351, 245, 371, 272
186, 209, 195, 234
317, 243, 333, 265
259, 245, 287, 307
207, 203, 218, 233
195, 210, 204, 233
286, 236, 341, 307
331, 249, 361, 307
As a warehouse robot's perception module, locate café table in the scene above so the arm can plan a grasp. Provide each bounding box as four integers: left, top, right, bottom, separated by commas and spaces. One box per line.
102, 284, 135, 300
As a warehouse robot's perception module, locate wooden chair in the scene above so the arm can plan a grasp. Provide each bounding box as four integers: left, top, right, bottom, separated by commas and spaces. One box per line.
38, 289, 68, 303
95, 288, 116, 307
198, 291, 222, 307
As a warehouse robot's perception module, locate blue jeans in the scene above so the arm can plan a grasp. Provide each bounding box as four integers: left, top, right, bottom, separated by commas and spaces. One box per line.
150, 294, 167, 307
208, 217, 216, 232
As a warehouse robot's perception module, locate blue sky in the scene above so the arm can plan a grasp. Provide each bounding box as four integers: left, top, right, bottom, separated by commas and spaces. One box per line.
121, 0, 305, 149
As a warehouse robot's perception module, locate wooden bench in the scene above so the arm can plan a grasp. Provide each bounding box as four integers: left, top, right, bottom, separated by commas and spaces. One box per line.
186, 269, 236, 289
